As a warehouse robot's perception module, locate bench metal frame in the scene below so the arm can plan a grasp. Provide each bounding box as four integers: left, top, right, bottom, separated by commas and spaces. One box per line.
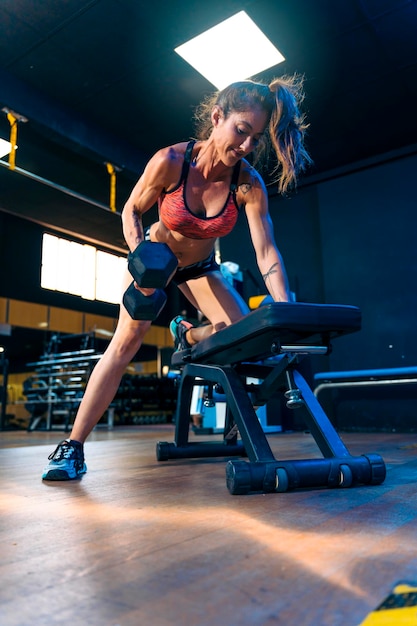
157, 303, 386, 495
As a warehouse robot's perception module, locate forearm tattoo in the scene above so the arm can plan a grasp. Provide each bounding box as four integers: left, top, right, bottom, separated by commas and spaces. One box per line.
132, 208, 143, 245
262, 263, 280, 282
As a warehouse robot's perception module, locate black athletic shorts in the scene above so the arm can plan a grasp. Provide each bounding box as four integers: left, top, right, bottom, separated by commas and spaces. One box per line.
143, 226, 220, 285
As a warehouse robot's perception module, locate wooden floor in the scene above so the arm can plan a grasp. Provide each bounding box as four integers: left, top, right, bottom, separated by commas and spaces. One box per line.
2, 425, 417, 626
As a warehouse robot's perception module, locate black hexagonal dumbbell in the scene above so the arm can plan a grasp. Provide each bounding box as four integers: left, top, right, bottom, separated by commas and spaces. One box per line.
123, 241, 178, 320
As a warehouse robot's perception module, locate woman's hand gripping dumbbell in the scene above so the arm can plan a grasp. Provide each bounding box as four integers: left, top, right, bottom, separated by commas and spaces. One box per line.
123, 241, 178, 320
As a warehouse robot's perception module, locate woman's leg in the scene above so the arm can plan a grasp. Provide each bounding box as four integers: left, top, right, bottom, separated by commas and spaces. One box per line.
69, 273, 152, 443
178, 271, 250, 344
69, 315, 151, 443
42, 269, 154, 479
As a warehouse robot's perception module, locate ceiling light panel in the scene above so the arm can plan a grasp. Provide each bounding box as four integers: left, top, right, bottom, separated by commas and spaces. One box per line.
175, 11, 285, 89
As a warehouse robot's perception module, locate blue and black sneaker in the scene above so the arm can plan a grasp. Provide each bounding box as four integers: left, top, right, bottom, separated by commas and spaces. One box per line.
42, 439, 87, 481
169, 315, 193, 352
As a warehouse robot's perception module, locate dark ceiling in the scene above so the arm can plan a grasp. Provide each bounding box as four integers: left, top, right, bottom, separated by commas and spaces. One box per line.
1, 0, 417, 251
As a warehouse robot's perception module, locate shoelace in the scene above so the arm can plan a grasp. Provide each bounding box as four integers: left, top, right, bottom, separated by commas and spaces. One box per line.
48, 441, 76, 461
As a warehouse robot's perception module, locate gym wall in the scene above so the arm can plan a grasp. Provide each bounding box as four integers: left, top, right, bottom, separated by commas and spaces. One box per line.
0, 213, 174, 373
0, 212, 119, 317
221, 150, 417, 431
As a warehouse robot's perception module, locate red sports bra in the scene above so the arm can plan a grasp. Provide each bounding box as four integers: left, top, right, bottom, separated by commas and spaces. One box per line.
158, 141, 242, 240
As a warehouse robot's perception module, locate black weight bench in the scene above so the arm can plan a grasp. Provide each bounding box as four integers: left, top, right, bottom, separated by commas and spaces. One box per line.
157, 303, 386, 495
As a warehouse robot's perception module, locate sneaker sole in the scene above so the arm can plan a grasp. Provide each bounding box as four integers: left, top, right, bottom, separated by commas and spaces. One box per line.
42, 465, 87, 481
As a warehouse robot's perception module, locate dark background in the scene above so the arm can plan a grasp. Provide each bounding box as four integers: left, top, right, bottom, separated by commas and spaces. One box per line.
1, 0, 417, 244
1, 0, 417, 428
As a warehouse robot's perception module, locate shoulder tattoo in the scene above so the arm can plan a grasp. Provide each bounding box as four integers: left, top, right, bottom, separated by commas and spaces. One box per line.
239, 183, 252, 194
239, 169, 261, 195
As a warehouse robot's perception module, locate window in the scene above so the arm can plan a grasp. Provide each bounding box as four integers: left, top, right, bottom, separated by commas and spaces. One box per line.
41, 233, 126, 304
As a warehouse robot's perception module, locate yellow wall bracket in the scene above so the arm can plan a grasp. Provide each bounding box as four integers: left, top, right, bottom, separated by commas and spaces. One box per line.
2, 107, 28, 170
7, 113, 18, 170
105, 162, 121, 212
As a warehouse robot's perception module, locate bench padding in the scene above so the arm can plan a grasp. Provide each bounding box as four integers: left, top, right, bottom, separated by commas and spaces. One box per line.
173, 302, 361, 367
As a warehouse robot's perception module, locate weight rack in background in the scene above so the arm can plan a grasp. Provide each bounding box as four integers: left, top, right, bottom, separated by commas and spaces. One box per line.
24, 332, 103, 431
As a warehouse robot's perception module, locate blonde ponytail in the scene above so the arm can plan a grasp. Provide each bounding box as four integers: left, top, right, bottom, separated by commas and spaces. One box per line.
268, 75, 313, 193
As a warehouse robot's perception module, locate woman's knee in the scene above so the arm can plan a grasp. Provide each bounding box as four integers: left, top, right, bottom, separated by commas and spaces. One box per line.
111, 316, 152, 355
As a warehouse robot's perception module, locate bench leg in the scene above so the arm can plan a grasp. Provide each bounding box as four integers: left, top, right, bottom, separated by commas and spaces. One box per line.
156, 362, 387, 495
157, 363, 275, 463
226, 454, 387, 495
293, 369, 351, 457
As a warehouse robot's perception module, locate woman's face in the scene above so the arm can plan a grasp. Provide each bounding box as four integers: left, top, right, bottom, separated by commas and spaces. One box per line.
212, 104, 268, 166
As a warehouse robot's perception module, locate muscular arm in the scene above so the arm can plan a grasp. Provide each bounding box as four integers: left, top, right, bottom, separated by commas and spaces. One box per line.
121, 145, 182, 252
241, 169, 290, 302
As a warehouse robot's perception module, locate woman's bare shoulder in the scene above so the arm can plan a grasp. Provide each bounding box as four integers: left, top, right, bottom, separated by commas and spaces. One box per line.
154, 141, 191, 166
146, 141, 191, 185
237, 159, 267, 196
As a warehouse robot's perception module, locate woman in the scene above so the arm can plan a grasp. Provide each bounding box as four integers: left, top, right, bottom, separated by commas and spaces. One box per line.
42, 75, 312, 480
